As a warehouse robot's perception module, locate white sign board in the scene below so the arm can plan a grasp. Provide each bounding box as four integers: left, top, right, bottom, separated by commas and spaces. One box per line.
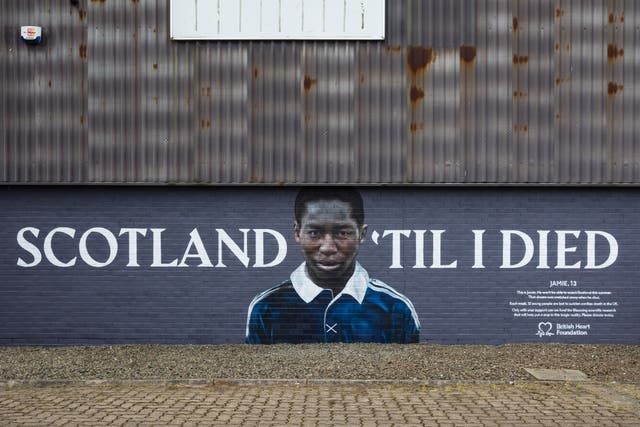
170, 0, 385, 40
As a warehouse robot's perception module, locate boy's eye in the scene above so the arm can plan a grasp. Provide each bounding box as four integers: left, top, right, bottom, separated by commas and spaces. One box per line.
304, 228, 356, 239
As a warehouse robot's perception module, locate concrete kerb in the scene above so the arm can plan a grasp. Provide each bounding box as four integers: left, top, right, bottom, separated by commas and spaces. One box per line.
0, 377, 634, 388
0, 378, 506, 388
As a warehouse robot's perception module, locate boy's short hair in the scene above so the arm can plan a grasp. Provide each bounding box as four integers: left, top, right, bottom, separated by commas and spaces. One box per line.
294, 187, 365, 227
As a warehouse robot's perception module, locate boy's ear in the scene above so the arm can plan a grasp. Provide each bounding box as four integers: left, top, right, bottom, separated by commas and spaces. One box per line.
359, 224, 368, 243
294, 222, 301, 243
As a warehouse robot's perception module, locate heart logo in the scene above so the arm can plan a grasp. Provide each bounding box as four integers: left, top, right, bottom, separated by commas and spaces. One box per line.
537, 322, 554, 337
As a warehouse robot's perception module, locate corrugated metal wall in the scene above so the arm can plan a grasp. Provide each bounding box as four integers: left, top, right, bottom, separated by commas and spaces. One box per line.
1, 1, 87, 182
1, 0, 639, 184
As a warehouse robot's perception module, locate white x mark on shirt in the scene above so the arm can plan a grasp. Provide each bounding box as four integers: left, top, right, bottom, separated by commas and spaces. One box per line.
325, 323, 338, 334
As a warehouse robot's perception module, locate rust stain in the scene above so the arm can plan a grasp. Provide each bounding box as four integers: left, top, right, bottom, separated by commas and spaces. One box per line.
248, 176, 264, 183
513, 90, 528, 98
78, 8, 87, 20
303, 75, 317, 92
514, 124, 529, 132
512, 17, 519, 31
513, 54, 528, 65
385, 45, 402, 53
48, 80, 52, 88
80, 114, 85, 125
304, 114, 312, 124
152, 96, 159, 105
607, 13, 625, 24
407, 47, 434, 107
460, 45, 477, 65
607, 44, 624, 61
554, 43, 560, 51
407, 46, 434, 73
91, 0, 106, 3
79, 44, 87, 60
410, 122, 424, 135
152, 63, 158, 70
202, 86, 211, 97
200, 120, 211, 129
555, 8, 565, 18
253, 68, 259, 79
359, 73, 365, 84
608, 82, 624, 96
131, 0, 139, 3
555, 113, 561, 120
409, 86, 424, 103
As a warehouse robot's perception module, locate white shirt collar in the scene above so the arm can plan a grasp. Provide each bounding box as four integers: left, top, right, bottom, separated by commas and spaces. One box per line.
290, 261, 369, 304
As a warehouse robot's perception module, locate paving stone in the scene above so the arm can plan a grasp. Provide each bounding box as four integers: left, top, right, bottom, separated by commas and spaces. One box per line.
0, 382, 639, 426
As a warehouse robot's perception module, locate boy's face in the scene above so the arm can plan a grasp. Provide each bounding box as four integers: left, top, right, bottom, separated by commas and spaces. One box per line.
294, 199, 367, 287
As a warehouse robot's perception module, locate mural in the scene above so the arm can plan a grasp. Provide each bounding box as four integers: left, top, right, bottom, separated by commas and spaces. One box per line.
0, 187, 637, 345
246, 188, 420, 344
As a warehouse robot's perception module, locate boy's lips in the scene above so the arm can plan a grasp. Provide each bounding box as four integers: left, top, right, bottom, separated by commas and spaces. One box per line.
315, 261, 342, 271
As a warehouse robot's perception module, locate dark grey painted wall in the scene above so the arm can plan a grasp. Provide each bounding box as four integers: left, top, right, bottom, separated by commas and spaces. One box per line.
0, 187, 637, 345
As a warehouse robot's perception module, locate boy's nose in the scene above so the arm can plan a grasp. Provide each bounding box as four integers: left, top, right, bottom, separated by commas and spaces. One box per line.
319, 234, 338, 254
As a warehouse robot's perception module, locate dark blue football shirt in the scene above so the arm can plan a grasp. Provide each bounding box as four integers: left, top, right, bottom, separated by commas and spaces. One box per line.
246, 262, 420, 344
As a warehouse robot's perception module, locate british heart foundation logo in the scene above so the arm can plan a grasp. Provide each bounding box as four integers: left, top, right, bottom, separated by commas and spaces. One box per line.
536, 322, 554, 337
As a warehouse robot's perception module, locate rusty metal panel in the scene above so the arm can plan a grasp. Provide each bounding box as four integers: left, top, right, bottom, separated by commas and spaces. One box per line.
555, 0, 606, 183
248, 42, 302, 183
355, 44, 407, 183
1, 0, 640, 184
88, 0, 249, 183
0, 0, 87, 183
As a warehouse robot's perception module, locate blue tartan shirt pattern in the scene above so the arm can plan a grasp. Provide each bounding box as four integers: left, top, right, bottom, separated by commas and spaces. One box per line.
246, 262, 420, 344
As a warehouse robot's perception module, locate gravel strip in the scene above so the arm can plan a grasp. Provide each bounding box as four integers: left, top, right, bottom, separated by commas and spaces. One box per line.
0, 344, 638, 383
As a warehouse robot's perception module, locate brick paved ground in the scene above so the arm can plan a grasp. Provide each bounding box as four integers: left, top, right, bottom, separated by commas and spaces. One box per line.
1, 381, 639, 426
